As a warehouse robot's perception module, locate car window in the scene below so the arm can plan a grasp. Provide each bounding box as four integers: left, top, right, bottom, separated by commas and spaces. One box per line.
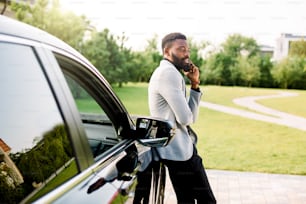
0, 42, 77, 203
55, 55, 120, 159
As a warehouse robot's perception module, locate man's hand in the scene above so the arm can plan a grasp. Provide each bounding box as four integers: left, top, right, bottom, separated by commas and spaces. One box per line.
184, 64, 200, 89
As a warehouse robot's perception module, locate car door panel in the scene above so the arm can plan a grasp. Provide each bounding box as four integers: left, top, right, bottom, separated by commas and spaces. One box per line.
53, 161, 123, 204
36, 145, 141, 204
0, 42, 81, 203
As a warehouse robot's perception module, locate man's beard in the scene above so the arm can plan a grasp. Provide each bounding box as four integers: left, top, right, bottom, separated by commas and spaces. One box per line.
170, 52, 188, 70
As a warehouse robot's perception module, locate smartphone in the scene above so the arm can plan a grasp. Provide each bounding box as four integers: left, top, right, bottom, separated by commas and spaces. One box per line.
183, 63, 192, 72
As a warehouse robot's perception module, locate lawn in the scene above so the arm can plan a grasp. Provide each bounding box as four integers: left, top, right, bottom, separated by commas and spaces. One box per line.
113, 83, 306, 175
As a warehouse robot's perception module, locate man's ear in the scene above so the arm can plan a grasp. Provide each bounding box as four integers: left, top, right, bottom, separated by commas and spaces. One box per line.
163, 47, 170, 57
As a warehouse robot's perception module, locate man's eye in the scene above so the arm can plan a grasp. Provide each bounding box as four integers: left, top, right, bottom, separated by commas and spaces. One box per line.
178, 47, 190, 52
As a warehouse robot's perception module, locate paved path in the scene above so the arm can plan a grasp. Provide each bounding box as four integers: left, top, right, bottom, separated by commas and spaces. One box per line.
164, 169, 306, 204
164, 91, 306, 203
200, 92, 306, 131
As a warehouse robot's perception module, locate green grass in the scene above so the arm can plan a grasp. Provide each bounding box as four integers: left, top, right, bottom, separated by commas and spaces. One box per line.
194, 109, 306, 175
30, 161, 78, 202
76, 99, 104, 113
113, 83, 150, 116
112, 83, 306, 175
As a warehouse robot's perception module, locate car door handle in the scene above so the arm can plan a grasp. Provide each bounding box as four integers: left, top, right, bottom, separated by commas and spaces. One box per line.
87, 150, 139, 194
87, 177, 115, 194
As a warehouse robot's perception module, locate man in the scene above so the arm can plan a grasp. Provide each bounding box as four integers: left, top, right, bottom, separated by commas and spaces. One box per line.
148, 32, 216, 203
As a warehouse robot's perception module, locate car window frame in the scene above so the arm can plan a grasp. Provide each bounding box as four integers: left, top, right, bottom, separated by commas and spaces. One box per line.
0, 34, 95, 171
34, 45, 96, 170
54, 54, 131, 157
54, 50, 136, 128
0, 32, 137, 162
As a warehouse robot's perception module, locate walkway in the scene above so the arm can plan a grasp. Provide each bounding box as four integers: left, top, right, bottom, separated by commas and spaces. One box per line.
164, 91, 306, 203
164, 169, 306, 204
200, 92, 306, 131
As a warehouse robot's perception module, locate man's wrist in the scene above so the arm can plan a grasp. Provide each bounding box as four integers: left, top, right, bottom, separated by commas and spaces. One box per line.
191, 80, 200, 89
191, 81, 200, 91
191, 85, 199, 89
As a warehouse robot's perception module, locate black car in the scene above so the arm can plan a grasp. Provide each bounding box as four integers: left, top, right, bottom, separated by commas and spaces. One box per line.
0, 15, 173, 204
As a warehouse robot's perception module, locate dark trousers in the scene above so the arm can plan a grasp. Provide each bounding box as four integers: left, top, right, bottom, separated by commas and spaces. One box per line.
162, 146, 216, 204
133, 163, 153, 204
133, 147, 216, 204
133, 161, 165, 204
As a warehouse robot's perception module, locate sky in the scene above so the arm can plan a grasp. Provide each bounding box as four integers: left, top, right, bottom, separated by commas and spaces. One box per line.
60, 0, 306, 51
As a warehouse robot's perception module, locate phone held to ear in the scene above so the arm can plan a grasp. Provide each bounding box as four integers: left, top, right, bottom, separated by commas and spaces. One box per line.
183, 63, 192, 72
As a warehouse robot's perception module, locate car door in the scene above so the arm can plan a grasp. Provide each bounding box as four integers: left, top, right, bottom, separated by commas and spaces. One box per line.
0, 37, 151, 204
0, 39, 79, 203
0, 16, 170, 203
32, 49, 154, 204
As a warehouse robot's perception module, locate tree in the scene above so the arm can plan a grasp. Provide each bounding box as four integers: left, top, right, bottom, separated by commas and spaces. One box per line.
236, 55, 261, 87
222, 34, 259, 57
117, 33, 135, 86
11, 0, 90, 50
139, 35, 163, 82
12, 124, 72, 202
129, 51, 157, 82
144, 34, 163, 65
202, 52, 233, 85
81, 29, 129, 86
188, 38, 207, 68
123, 35, 162, 83
258, 54, 274, 88
289, 39, 306, 58
197, 33, 276, 88
221, 34, 261, 86
272, 56, 306, 89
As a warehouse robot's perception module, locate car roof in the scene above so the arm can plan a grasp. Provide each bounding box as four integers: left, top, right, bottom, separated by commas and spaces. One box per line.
0, 15, 88, 63
0, 15, 116, 97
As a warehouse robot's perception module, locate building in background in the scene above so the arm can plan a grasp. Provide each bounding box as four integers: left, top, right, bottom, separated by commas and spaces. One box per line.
273, 33, 306, 61
0, 138, 24, 187
259, 44, 274, 58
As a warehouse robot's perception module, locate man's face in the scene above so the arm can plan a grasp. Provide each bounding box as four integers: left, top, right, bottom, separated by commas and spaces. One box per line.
167, 39, 190, 70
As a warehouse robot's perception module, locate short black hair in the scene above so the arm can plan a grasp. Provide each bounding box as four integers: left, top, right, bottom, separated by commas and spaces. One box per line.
161, 32, 187, 51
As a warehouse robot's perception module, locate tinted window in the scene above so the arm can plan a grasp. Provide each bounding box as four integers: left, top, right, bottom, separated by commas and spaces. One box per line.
0, 43, 77, 203
56, 56, 120, 158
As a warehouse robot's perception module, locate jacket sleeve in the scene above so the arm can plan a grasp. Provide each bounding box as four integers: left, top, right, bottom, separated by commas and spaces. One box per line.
159, 68, 202, 125
188, 89, 202, 122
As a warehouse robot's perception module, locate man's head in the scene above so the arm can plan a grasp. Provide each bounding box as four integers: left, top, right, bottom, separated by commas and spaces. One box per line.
161, 32, 190, 70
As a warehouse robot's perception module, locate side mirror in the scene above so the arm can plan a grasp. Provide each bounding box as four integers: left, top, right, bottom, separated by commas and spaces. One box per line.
135, 117, 175, 147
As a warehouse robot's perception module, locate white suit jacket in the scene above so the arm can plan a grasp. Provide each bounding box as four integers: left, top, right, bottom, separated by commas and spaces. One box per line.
148, 59, 202, 161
